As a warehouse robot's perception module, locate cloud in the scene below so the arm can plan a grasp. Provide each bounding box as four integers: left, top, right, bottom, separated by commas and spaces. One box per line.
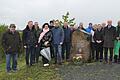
0, 0, 120, 29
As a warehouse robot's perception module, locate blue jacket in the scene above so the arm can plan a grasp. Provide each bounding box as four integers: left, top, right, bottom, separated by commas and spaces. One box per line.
52, 27, 64, 45
63, 26, 72, 43
85, 26, 93, 33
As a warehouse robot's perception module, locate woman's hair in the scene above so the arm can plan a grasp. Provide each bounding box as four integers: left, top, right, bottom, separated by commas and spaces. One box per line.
42, 23, 49, 29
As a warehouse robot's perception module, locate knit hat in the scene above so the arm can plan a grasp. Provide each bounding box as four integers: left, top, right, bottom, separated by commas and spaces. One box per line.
10, 24, 16, 28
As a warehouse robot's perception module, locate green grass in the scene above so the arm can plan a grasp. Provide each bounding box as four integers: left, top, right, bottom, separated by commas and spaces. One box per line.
0, 57, 62, 80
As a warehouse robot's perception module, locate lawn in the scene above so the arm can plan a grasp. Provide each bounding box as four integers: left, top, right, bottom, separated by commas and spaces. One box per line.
1, 55, 120, 80
0, 56, 61, 80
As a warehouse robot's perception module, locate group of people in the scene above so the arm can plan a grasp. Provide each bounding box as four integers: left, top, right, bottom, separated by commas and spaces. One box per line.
85, 20, 120, 64
1, 19, 120, 73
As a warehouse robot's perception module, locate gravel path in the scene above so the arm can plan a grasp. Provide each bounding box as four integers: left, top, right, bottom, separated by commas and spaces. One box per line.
58, 62, 120, 80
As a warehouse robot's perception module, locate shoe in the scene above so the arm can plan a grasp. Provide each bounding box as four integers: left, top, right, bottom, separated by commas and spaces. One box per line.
6, 70, 12, 75
108, 61, 112, 64
58, 63, 62, 65
43, 64, 49, 67
100, 59, 103, 62
66, 59, 70, 62
12, 70, 18, 73
114, 60, 118, 63
103, 61, 108, 64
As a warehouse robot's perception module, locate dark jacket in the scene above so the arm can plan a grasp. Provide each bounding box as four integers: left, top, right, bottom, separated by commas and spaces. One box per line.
35, 28, 42, 42
103, 25, 116, 48
2, 30, 21, 53
116, 25, 120, 38
22, 25, 37, 47
93, 29, 104, 43
63, 26, 72, 43
40, 30, 52, 49
49, 26, 54, 29
52, 27, 64, 45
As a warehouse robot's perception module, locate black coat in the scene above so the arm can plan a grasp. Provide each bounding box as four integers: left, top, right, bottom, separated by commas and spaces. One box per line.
103, 26, 116, 48
22, 25, 37, 47
2, 30, 22, 53
35, 28, 42, 42
93, 29, 104, 43
63, 26, 72, 43
116, 25, 120, 38
40, 30, 52, 49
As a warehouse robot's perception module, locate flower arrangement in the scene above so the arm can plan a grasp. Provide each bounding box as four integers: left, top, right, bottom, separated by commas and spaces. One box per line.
72, 54, 83, 65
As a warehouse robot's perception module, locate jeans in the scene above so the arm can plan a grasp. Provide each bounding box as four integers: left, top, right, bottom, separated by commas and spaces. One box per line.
62, 42, 71, 60
25, 46, 35, 65
104, 47, 113, 62
34, 47, 40, 63
90, 42, 96, 60
50, 44, 55, 58
96, 43, 103, 61
53, 44, 62, 64
6, 52, 18, 72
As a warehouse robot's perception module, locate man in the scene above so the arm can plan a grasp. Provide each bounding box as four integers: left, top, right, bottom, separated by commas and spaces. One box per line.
49, 20, 54, 29
52, 20, 64, 65
78, 22, 86, 31
103, 20, 116, 64
114, 20, 120, 63
49, 20, 55, 58
101, 22, 106, 29
2, 24, 21, 73
86, 23, 93, 33
22, 21, 37, 66
62, 22, 72, 61
86, 23, 96, 61
34, 22, 41, 63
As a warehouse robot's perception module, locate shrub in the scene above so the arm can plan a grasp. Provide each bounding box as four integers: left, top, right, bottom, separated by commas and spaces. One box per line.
0, 24, 8, 61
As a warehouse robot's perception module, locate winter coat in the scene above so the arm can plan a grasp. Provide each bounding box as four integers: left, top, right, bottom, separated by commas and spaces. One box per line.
116, 25, 120, 38
103, 25, 116, 48
35, 28, 42, 42
62, 26, 72, 43
2, 30, 22, 53
40, 30, 52, 49
22, 25, 37, 47
85, 26, 93, 33
93, 29, 104, 43
51, 27, 64, 45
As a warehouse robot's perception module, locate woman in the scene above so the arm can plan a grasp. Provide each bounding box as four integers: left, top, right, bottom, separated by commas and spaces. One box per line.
38, 23, 52, 67
93, 24, 104, 62
34, 22, 41, 63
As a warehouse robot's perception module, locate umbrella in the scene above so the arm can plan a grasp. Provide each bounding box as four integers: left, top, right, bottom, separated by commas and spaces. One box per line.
40, 47, 51, 61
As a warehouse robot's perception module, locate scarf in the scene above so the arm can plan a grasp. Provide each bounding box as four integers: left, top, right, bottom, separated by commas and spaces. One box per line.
38, 28, 49, 43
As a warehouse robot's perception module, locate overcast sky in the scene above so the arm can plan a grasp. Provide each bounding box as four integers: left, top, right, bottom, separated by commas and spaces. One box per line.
0, 0, 120, 29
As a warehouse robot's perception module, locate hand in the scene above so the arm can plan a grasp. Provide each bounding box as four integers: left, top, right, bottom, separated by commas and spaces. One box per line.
44, 41, 49, 46
60, 42, 63, 45
35, 45, 38, 47
96, 40, 102, 43
117, 37, 119, 40
96, 40, 99, 43
98, 40, 102, 43
24, 46, 27, 48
